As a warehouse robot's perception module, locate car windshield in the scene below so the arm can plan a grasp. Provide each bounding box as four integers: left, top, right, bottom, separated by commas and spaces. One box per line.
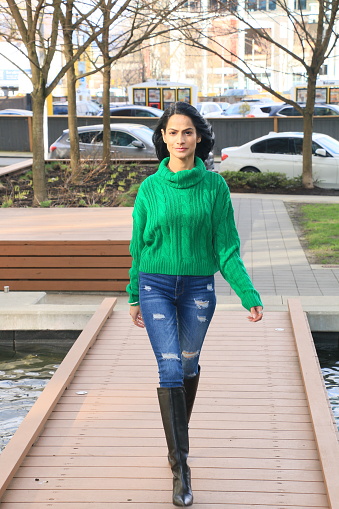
225, 104, 256, 115
317, 136, 339, 155
130, 126, 154, 145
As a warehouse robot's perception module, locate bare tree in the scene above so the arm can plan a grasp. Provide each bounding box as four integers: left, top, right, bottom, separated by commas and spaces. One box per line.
176, 0, 339, 188
60, 1, 81, 181
0, 0, 112, 203
0, 1, 192, 202
89, 0, 189, 165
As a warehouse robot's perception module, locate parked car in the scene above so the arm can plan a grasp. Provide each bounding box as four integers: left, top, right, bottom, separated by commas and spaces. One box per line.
53, 101, 101, 116
220, 131, 339, 188
98, 105, 164, 117
268, 103, 339, 116
0, 108, 33, 116
49, 122, 215, 170
222, 102, 270, 117
196, 102, 223, 117
214, 101, 230, 113
49, 123, 157, 159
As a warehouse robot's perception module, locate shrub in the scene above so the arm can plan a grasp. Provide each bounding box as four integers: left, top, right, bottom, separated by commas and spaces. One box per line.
220, 171, 303, 190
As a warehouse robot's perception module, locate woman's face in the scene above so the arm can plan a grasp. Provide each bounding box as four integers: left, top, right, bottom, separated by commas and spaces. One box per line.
161, 114, 201, 163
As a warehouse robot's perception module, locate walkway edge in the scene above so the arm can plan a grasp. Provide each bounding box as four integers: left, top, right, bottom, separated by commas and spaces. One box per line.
0, 297, 117, 500
288, 298, 339, 509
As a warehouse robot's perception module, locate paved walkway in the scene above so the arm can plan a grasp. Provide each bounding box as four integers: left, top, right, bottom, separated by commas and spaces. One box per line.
1, 193, 338, 317
212, 193, 339, 316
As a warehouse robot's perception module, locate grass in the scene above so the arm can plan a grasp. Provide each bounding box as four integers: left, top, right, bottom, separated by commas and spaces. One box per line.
299, 204, 339, 264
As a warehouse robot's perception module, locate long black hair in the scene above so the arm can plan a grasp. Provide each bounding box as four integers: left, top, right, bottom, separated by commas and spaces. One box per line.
152, 102, 215, 162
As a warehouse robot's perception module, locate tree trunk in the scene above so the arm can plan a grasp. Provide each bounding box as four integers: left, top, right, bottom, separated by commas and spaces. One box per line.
102, 61, 111, 166
302, 75, 316, 189
31, 90, 48, 205
67, 64, 81, 182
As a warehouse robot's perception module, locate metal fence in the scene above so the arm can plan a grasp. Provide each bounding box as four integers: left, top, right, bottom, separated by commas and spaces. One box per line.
1, 115, 339, 156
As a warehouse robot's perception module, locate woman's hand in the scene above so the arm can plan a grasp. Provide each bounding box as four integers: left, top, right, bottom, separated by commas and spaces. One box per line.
248, 306, 263, 322
130, 305, 145, 328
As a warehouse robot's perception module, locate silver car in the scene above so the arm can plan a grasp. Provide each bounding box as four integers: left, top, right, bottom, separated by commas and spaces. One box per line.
49, 123, 157, 159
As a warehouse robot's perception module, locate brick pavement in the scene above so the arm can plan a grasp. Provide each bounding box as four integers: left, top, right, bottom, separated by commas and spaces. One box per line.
215, 195, 339, 304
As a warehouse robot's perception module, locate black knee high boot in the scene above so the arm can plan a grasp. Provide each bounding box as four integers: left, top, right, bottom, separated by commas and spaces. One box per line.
157, 387, 193, 507
184, 365, 200, 423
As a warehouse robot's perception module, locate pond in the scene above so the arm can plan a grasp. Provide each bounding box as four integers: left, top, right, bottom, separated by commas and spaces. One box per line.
313, 331, 339, 431
0, 333, 78, 452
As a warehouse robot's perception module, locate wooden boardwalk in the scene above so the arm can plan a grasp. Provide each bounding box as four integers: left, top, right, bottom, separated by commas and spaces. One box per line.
1, 299, 339, 508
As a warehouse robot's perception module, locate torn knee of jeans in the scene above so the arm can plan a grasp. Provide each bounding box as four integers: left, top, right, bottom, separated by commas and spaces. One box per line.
182, 350, 200, 360
194, 299, 209, 309
185, 371, 198, 378
153, 313, 165, 320
162, 353, 180, 360
197, 315, 207, 323
143, 285, 152, 292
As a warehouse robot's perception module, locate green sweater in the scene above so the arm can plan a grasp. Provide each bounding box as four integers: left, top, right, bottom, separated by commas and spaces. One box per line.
126, 157, 262, 311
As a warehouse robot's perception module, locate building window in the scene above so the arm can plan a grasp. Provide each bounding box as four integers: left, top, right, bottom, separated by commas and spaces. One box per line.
294, 0, 307, 9
209, 0, 237, 11
183, 0, 202, 11
246, 0, 276, 10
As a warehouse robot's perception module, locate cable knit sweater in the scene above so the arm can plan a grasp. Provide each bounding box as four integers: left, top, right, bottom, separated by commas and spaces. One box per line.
126, 157, 262, 311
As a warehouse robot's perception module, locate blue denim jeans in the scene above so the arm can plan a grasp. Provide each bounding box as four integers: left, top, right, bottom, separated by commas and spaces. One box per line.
139, 272, 216, 388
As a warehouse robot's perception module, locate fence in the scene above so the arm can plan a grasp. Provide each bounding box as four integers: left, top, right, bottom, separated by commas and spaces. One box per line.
1, 115, 339, 156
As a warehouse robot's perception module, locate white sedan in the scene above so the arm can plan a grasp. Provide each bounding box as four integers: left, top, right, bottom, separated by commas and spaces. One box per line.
220, 131, 339, 188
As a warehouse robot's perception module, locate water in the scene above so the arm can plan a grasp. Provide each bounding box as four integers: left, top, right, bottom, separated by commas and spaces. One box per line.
1, 332, 339, 452
313, 332, 339, 430
0, 348, 70, 451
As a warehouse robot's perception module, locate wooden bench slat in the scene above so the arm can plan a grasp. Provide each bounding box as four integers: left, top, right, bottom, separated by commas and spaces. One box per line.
0, 256, 131, 268
0, 244, 130, 256
0, 268, 129, 279
0, 280, 128, 291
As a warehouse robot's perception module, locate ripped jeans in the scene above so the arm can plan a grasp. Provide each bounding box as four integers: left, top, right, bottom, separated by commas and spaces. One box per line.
139, 272, 216, 388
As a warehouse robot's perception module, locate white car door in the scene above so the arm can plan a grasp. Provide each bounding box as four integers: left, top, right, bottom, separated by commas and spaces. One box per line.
312, 152, 339, 186
291, 138, 339, 186
250, 137, 297, 177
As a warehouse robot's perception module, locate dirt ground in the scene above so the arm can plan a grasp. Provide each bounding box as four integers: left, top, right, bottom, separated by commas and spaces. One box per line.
0, 162, 156, 208
1, 161, 339, 208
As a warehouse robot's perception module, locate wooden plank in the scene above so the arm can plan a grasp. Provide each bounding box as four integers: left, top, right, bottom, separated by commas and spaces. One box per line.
0, 268, 130, 279
0, 256, 131, 268
0, 242, 130, 255
20, 454, 322, 470
0, 280, 128, 291
0, 298, 117, 499
289, 298, 339, 509
0, 504, 327, 509
15, 465, 324, 481
1, 488, 329, 505
0, 159, 32, 178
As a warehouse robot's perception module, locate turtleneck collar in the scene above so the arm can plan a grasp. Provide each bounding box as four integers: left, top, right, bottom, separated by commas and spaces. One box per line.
155, 157, 207, 189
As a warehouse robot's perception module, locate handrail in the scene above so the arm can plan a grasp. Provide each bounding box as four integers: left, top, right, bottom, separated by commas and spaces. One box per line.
288, 298, 339, 509
0, 297, 116, 500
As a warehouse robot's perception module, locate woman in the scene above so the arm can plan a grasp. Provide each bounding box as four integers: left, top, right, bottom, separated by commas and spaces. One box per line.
127, 101, 263, 507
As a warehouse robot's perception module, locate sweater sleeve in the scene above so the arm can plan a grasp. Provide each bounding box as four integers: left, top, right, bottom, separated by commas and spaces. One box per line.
212, 178, 263, 311
126, 187, 147, 304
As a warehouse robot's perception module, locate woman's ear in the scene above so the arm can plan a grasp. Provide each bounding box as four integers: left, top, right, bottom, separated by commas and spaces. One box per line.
197, 136, 202, 144
161, 128, 166, 142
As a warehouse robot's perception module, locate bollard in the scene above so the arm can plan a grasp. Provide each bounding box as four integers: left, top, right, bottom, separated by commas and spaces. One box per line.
4, 286, 9, 293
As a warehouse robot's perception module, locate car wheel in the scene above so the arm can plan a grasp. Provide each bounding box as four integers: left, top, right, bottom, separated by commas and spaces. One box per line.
240, 166, 260, 173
